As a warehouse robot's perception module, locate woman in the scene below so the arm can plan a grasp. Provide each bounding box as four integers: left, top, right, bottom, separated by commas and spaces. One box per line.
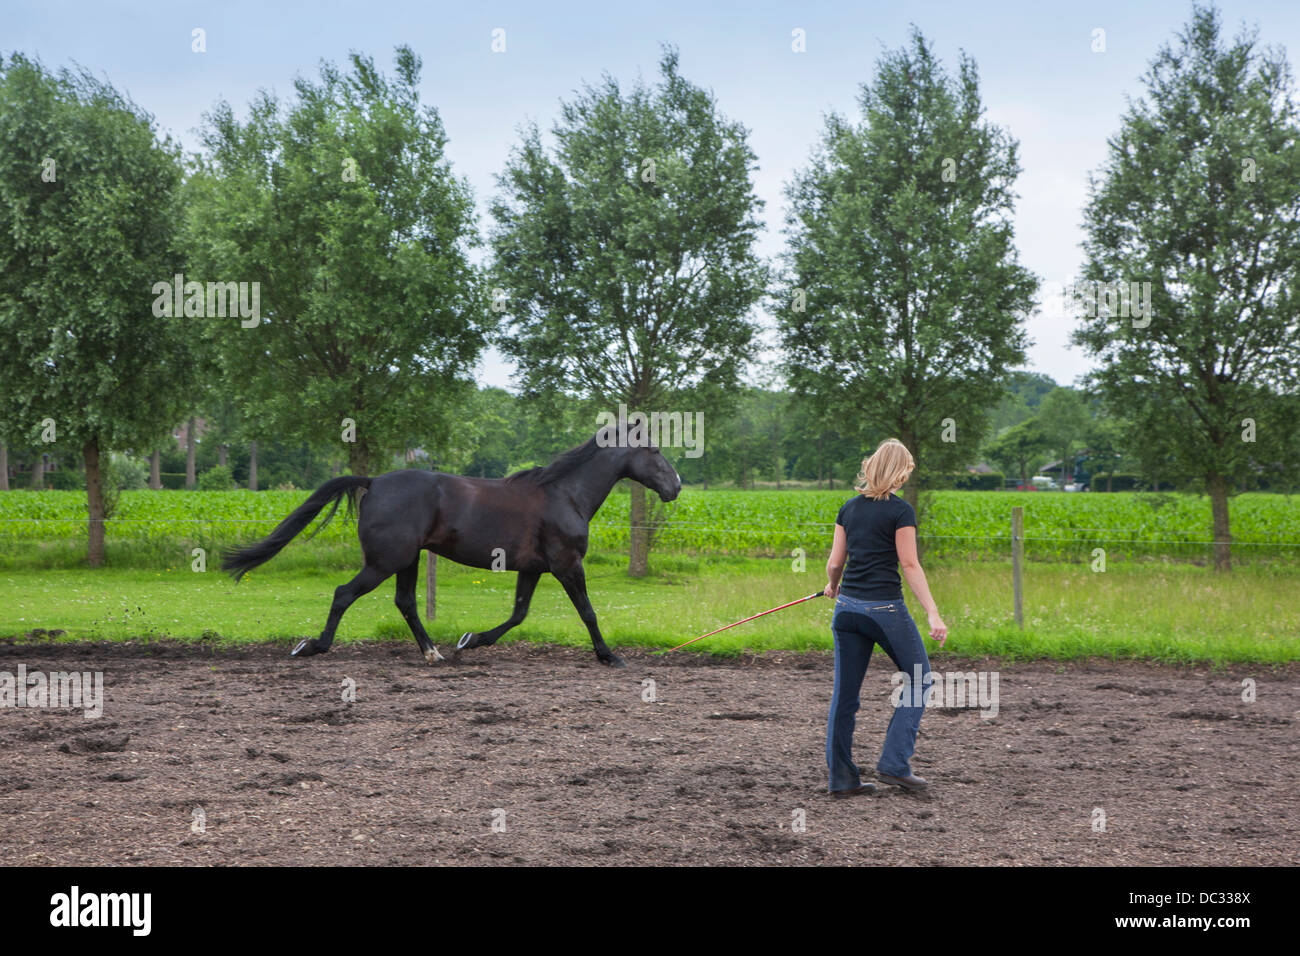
823, 439, 947, 797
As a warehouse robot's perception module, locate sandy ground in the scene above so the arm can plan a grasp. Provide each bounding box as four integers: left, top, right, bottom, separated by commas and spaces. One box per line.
1, 639, 1296, 865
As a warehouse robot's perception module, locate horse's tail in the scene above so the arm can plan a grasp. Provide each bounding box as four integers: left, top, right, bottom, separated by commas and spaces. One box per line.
221, 476, 372, 581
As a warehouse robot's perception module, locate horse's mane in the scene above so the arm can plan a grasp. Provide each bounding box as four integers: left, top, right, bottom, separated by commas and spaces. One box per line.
504, 435, 604, 486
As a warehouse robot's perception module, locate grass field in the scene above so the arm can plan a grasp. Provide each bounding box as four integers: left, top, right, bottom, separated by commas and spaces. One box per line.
2, 487, 1299, 569
2, 487, 1296, 662
1, 554, 1296, 664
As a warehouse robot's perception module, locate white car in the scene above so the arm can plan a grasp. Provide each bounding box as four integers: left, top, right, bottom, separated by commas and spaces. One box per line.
1030, 475, 1060, 490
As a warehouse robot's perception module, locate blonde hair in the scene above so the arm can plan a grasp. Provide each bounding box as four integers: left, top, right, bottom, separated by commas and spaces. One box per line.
854, 439, 915, 500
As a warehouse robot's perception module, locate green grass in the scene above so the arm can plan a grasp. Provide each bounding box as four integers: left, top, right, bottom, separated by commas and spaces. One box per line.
1, 555, 1295, 665
3, 487, 1299, 569
3, 486, 1296, 663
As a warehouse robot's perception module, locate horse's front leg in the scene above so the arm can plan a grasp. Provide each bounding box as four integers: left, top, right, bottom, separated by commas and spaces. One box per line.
456, 570, 541, 654
552, 563, 624, 668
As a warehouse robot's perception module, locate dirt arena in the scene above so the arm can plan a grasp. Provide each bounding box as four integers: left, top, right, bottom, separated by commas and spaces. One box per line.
1, 639, 1296, 865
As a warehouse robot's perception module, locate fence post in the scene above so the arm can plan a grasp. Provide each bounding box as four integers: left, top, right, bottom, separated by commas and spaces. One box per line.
425, 552, 437, 622
1011, 506, 1024, 628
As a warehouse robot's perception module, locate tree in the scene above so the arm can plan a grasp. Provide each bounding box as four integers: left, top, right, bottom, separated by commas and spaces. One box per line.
1077, 409, 1127, 492
988, 371, 1058, 433
461, 387, 517, 478
0, 54, 193, 564
779, 28, 1037, 514
706, 387, 768, 489
1074, 3, 1300, 570
1035, 387, 1089, 483
783, 390, 864, 488
490, 47, 768, 576
986, 418, 1052, 487
186, 47, 489, 477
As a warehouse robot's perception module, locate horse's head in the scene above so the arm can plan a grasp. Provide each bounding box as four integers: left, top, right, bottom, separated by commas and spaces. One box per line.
623, 444, 681, 502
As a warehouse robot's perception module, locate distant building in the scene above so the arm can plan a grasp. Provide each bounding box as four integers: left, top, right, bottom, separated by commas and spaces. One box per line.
172, 418, 207, 450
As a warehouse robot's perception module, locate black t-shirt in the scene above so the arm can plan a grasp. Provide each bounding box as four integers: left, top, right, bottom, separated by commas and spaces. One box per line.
835, 493, 917, 600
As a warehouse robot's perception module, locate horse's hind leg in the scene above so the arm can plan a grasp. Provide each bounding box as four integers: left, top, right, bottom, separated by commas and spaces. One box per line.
292, 564, 389, 658
396, 556, 443, 663
457, 570, 541, 654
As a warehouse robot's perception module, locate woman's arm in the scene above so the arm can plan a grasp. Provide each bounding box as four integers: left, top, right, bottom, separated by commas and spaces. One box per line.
824, 523, 847, 598
896, 525, 947, 644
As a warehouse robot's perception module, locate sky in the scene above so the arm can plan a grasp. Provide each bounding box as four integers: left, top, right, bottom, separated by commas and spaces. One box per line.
6, 0, 1300, 391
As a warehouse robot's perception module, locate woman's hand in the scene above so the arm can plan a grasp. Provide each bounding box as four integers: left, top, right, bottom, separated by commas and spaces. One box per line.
823, 581, 839, 599
928, 612, 948, 646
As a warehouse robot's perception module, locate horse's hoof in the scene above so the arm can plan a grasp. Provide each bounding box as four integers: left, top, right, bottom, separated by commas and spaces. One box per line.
457, 632, 476, 651
423, 646, 445, 664
601, 653, 627, 669
291, 638, 318, 658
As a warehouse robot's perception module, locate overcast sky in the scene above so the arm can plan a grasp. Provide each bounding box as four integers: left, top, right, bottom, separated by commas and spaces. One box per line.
8, 0, 1300, 391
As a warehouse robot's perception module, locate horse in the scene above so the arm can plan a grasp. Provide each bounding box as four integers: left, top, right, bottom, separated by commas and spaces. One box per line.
220, 434, 681, 668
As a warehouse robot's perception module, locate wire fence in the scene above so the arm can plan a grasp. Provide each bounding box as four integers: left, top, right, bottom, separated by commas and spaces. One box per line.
2, 517, 1296, 571
4, 480, 1300, 572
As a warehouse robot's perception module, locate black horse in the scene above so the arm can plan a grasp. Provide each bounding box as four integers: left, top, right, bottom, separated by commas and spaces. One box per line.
221, 435, 681, 667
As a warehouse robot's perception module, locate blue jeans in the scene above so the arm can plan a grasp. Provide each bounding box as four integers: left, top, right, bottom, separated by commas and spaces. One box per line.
826, 592, 932, 791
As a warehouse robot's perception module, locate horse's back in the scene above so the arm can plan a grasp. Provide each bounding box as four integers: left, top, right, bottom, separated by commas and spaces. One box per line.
363, 469, 547, 572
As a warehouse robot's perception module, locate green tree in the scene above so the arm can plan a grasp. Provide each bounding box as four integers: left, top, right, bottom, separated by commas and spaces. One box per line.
186, 47, 489, 477
1080, 413, 1127, 492
706, 386, 769, 489
985, 418, 1052, 487
779, 29, 1037, 514
0, 55, 193, 564
783, 391, 864, 488
460, 387, 517, 478
1035, 387, 1089, 484
490, 47, 768, 576
988, 371, 1058, 434
1075, 4, 1300, 569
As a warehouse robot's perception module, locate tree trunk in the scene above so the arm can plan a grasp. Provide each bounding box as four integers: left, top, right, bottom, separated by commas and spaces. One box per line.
149, 450, 162, 490
248, 440, 259, 491
900, 428, 923, 559
0, 443, 8, 491
1106, 472, 1113, 493
85, 438, 106, 567
1207, 473, 1232, 572
218, 444, 228, 468
31, 453, 45, 490
185, 416, 197, 489
348, 444, 371, 477
900, 431, 920, 512
628, 481, 649, 578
